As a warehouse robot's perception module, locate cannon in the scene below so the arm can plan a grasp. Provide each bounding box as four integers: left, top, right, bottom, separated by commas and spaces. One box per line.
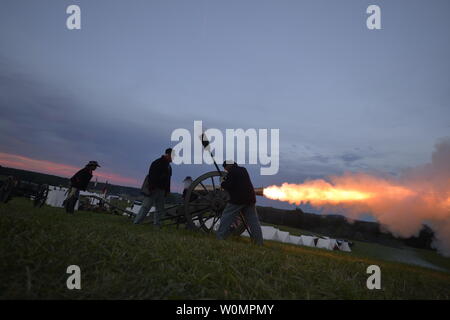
125, 170, 264, 236
124, 133, 265, 235
0, 176, 49, 207
182, 170, 264, 234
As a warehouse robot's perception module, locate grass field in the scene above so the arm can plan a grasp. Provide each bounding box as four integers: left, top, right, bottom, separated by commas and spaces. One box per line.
1, 199, 449, 299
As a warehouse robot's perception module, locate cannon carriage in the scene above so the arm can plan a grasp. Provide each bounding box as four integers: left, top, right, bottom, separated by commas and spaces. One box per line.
0, 176, 49, 207
127, 170, 264, 236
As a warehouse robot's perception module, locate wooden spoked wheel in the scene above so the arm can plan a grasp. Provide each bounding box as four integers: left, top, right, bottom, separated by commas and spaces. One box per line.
183, 171, 246, 236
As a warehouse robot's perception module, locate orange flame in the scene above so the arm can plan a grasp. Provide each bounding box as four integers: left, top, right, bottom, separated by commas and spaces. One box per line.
264, 182, 372, 205
263, 177, 416, 206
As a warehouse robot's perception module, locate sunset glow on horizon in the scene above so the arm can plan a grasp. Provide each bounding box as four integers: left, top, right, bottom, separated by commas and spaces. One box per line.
0, 152, 139, 187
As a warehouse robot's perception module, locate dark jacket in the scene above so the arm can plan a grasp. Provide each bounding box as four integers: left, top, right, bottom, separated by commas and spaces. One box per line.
70, 167, 93, 191
144, 156, 172, 194
221, 165, 256, 205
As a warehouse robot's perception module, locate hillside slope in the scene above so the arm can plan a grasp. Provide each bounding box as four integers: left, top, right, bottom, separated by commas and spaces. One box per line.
0, 199, 449, 299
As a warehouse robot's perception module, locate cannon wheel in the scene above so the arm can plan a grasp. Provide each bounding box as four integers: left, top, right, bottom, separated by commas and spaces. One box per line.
184, 171, 246, 236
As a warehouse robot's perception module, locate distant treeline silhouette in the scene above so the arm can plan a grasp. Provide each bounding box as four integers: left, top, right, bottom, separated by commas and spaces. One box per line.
0, 166, 142, 198
256, 206, 435, 250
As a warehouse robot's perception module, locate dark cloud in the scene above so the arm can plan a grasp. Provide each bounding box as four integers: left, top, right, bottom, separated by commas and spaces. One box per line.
0, 60, 183, 184
1, 0, 450, 200
339, 152, 364, 164
309, 154, 331, 164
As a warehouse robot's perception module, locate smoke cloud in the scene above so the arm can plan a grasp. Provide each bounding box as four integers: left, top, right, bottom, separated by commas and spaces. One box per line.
264, 138, 450, 256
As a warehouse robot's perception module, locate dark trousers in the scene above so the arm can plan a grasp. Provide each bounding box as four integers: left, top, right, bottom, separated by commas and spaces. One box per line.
65, 188, 80, 214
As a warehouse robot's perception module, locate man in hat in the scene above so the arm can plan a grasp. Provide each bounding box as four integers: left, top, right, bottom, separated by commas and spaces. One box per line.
134, 148, 173, 226
217, 160, 263, 245
65, 161, 100, 214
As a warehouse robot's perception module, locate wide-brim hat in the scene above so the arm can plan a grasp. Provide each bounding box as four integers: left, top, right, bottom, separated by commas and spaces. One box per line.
87, 161, 101, 167
222, 160, 236, 168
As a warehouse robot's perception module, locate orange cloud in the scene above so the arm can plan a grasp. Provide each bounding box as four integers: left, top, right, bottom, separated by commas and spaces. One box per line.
0, 152, 139, 187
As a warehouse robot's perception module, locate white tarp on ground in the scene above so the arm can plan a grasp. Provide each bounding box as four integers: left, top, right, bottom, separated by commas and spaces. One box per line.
79, 191, 103, 206
329, 239, 339, 250
239, 226, 351, 252
124, 205, 156, 216
288, 235, 302, 245
338, 241, 352, 252
273, 230, 290, 243
46, 187, 68, 208
204, 218, 220, 231
300, 235, 316, 247
125, 205, 141, 215
261, 226, 278, 240
316, 238, 337, 250
241, 226, 280, 240
198, 218, 352, 251
282, 233, 293, 244
46, 187, 106, 211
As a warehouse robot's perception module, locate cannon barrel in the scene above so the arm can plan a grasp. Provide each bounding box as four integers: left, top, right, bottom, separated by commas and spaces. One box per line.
254, 187, 264, 197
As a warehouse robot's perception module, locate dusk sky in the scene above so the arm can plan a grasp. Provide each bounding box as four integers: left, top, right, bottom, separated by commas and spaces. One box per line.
1, 0, 449, 210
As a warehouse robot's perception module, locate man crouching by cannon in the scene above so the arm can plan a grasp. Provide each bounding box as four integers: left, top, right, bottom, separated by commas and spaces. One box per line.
65, 161, 101, 214
134, 148, 173, 226
217, 161, 263, 245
